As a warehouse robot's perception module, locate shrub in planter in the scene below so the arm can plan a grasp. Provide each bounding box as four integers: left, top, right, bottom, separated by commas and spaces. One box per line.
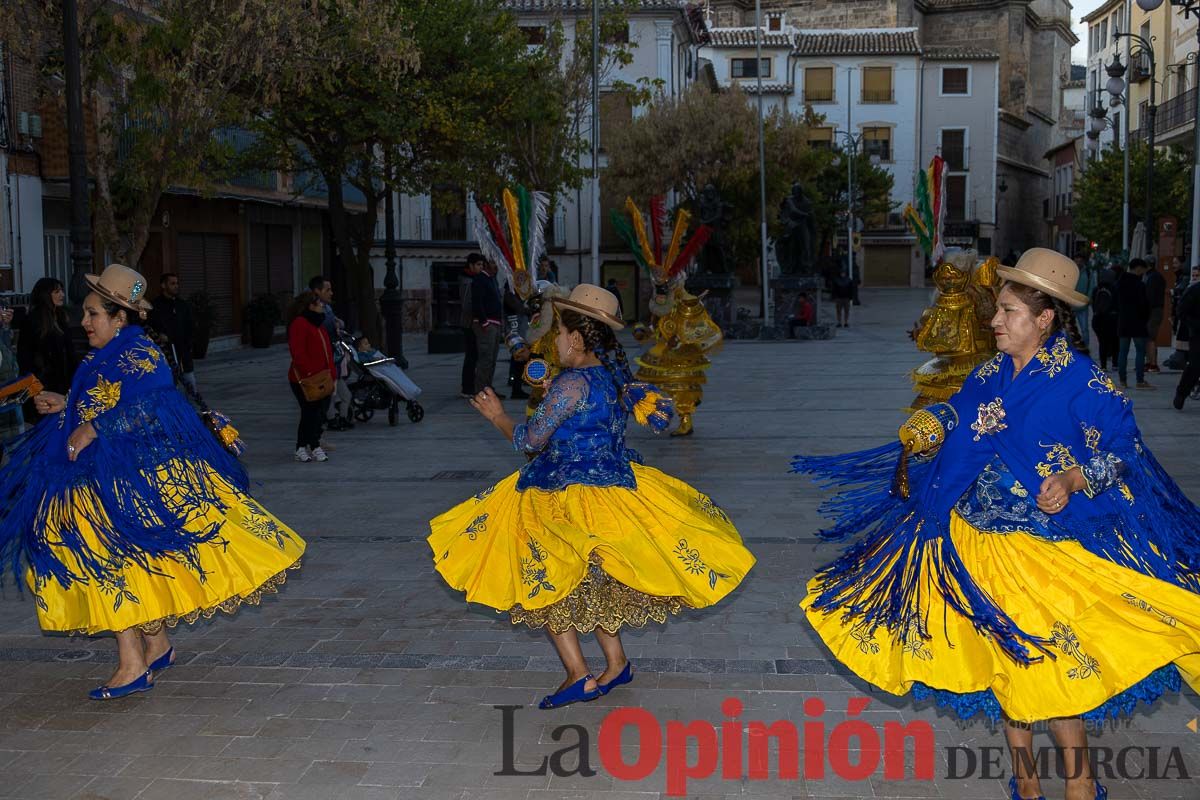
188, 291, 215, 359
244, 293, 282, 348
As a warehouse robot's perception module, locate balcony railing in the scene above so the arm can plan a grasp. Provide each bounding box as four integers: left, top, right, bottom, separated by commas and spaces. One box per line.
861, 89, 894, 103
1154, 88, 1197, 137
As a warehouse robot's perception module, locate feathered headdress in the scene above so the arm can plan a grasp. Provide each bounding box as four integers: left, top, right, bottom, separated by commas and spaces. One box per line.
610, 196, 712, 286
473, 185, 550, 300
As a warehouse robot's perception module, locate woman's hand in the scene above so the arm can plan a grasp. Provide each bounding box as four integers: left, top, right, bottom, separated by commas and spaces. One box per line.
67, 421, 97, 462
34, 391, 67, 415
469, 386, 506, 422
1036, 468, 1085, 515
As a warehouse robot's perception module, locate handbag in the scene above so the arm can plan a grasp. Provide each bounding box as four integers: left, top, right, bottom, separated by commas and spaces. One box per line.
298, 370, 334, 402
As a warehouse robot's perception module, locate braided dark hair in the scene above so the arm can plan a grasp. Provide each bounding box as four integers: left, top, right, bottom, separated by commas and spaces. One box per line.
1000, 281, 1088, 353
558, 309, 631, 392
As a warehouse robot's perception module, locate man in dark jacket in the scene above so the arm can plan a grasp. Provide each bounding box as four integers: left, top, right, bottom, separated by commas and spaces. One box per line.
148, 273, 196, 392
458, 254, 483, 397
1144, 262, 1167, 372
1091, 266, 1119, 370
1116, 259, 1152, 389
472, 259, 504, 397
1174, 264, 1200, 409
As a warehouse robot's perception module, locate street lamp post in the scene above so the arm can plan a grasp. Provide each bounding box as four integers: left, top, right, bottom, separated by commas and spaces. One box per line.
1136, 0, 1200, 270
832, 131, 880, 283
1107, 31, 1158, 251
63, 0, 93, 305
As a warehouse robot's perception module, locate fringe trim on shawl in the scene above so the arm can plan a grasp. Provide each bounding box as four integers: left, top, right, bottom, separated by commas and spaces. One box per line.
792, 443, 1054, 666
1, 389, 251, 592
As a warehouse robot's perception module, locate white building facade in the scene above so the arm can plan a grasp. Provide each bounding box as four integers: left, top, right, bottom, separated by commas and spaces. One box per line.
702, 26, 1001, 287
376, 0, 709, 334
1083, 0, 1127, 157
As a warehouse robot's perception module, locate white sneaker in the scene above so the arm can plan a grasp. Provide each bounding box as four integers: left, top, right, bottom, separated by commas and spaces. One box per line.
295, 447, 312, 463
311, 447, 329, 462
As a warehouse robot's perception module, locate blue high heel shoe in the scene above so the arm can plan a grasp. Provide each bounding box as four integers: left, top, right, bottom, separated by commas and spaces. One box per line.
148, 647, 175, 674
88, 669, 154, 701
1008, 776, 1045, 800
597, 662, 634, 696
538, 675, 601, 710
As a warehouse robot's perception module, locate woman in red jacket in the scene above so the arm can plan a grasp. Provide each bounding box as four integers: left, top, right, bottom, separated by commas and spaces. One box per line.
287, 291, 336, 462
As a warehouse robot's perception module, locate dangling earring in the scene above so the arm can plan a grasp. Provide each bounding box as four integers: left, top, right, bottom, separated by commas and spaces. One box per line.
114, 326, 122, 337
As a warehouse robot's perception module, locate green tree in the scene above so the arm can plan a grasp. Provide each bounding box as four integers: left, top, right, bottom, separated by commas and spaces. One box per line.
1075, 141, 1193, 252
604, 86, 893, 276
2, 0, 305, 266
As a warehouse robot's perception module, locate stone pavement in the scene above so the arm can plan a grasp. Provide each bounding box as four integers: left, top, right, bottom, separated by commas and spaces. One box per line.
0, 290, 1197, 800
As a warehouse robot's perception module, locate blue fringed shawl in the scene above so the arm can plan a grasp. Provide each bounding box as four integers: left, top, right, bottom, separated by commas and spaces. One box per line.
793, 333, 1200, 666
0, 327, 248, 590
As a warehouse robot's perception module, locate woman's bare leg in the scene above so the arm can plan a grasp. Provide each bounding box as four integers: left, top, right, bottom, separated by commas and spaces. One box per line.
1049, 717, 1096, 800
1004, 718, 1044, 799
143, 628, 173, 668
105, 629, 150, 687
594, 628, 628, 685
546, 629, 598, 693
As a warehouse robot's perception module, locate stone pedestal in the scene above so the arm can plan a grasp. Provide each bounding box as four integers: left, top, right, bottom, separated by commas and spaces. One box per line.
770, 275, 833, 340
686, 273, 737, 331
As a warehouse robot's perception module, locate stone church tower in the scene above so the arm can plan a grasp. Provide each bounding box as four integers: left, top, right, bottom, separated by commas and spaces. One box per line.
706, 0, 1078, 254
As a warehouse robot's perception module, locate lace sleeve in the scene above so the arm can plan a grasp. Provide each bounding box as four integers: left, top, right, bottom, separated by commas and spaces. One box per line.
91, 392, 166, 439
513, 372, 589, 454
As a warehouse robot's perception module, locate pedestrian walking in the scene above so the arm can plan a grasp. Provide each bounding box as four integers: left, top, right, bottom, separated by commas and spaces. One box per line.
1116, 258, 1153, 389
459, 254, 482, 397
1090, 267, 1119, 370
286, 291, 335, 463
0, 303, 22, 452
1173, 264, 1200, 409
1144, 261, 1167, 373
794, 249, 1200, 800
471, 259, 503, 397
429, 285, 755, 709
831, 267, 854, 327
17, 278, 79, 422
0, 264, 304, 700
147, 273, 197, 392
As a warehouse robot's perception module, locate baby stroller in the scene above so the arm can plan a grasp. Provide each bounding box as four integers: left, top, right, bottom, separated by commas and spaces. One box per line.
334, 336, 424, 426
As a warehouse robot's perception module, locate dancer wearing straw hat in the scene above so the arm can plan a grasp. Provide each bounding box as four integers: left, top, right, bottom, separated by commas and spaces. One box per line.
793, 249, 1200, 800
429, 284, 755, 709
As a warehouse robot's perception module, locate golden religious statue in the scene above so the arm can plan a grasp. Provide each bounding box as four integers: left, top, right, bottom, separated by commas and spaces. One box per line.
909, 250, 1000, 410
635, 283, 724, 436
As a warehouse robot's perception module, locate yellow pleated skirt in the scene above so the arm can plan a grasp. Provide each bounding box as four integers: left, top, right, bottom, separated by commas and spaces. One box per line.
28, 468, 305, 636
429, 464, 756, 633
803, 511, 1200, 723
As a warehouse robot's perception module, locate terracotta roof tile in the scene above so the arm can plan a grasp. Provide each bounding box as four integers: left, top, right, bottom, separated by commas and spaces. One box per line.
793, 29, 921, 56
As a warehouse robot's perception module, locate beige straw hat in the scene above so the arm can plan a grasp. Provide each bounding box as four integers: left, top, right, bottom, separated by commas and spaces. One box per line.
553, 284, 624, 330
996, 248, 1089, 308
84, 263, 154, 313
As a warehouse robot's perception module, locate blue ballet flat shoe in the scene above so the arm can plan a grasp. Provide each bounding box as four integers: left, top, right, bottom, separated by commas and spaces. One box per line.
538, 675, 601, 710
88, 669, 154, 701
1008, 777, 1045, 800
597, 662, 634, 696
148, 647, 175, 674
1095, 780, 1108, 800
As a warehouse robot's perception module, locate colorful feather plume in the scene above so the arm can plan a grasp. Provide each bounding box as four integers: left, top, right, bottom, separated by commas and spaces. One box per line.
622, 381, 675, 434
473, 184, 550, 300
614, 197, 710, 285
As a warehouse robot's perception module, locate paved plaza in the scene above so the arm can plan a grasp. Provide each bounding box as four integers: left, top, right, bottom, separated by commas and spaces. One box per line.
0, 290, 1197, 800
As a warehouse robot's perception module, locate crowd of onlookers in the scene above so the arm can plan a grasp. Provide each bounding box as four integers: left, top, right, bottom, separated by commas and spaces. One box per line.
1084, 253, 1200, 408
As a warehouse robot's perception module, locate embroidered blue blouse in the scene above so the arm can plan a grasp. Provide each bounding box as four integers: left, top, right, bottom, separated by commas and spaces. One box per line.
512, 366, 641, 491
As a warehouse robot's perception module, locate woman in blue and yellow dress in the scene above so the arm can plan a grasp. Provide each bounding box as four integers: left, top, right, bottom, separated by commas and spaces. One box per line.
430, 284, 755, 709
0, 264, 305, 700
794, 249, 1200, 800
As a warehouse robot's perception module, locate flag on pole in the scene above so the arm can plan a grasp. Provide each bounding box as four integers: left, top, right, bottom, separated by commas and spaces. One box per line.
904, 155, 947, 263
